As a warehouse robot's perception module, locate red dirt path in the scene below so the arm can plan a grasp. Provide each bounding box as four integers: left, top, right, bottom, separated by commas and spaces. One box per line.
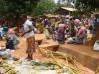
0, 37, 95, 74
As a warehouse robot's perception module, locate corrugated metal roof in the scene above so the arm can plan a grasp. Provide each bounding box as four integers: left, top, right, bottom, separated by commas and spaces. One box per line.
61, 7, 77, 12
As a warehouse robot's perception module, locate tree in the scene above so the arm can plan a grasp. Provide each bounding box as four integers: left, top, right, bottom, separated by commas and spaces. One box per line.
75, 0, 99, 12
0, 0, 40, 25
34, 0, 57, 15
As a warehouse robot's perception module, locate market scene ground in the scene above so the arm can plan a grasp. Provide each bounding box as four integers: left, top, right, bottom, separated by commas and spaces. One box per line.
0, 0, 99, 73
0, 13, 99, 74
0, 34, 96, 74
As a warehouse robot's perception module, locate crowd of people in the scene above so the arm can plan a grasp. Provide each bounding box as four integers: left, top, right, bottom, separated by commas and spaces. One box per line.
0, 14, 99, 60
35, 14, 98, 44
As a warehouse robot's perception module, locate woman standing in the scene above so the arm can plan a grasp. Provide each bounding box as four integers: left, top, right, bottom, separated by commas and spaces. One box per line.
21, 15, 36, 60
57, 22, 65, 43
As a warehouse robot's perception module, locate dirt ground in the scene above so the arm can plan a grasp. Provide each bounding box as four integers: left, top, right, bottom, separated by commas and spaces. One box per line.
0, 36, 95, 74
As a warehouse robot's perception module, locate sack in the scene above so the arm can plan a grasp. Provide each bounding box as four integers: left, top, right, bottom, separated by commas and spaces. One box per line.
93, 40, 99, 51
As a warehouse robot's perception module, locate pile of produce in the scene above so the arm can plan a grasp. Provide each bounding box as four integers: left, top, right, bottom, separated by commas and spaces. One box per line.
0, 59, 79, 74
30, 60, 79, 74
0, 60, 16, 74
0, 48, 79, 74
37, 48, 79, 74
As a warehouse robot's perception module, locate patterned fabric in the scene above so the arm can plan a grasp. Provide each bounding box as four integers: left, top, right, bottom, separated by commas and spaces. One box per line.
44, 28, 50, 39
57, 28, 65, 43
26, 36, 35, 53
36, 23, 44, 33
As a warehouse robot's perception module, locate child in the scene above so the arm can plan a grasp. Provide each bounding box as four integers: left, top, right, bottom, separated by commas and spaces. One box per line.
6, 28, 19, 50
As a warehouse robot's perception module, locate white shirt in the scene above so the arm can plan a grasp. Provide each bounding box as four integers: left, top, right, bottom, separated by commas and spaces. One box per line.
23, 19, 34, 38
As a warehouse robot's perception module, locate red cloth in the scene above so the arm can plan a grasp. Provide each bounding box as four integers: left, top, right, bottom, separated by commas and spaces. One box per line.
78, 28, 86, 35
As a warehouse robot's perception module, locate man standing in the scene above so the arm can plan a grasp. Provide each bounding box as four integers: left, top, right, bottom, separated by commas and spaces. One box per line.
22, 15, 35, 60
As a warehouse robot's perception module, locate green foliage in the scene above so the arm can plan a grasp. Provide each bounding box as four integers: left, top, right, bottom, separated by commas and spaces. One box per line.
75, 0, 99, 12
34, 0, 57, 15
0, 0, 39, 20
